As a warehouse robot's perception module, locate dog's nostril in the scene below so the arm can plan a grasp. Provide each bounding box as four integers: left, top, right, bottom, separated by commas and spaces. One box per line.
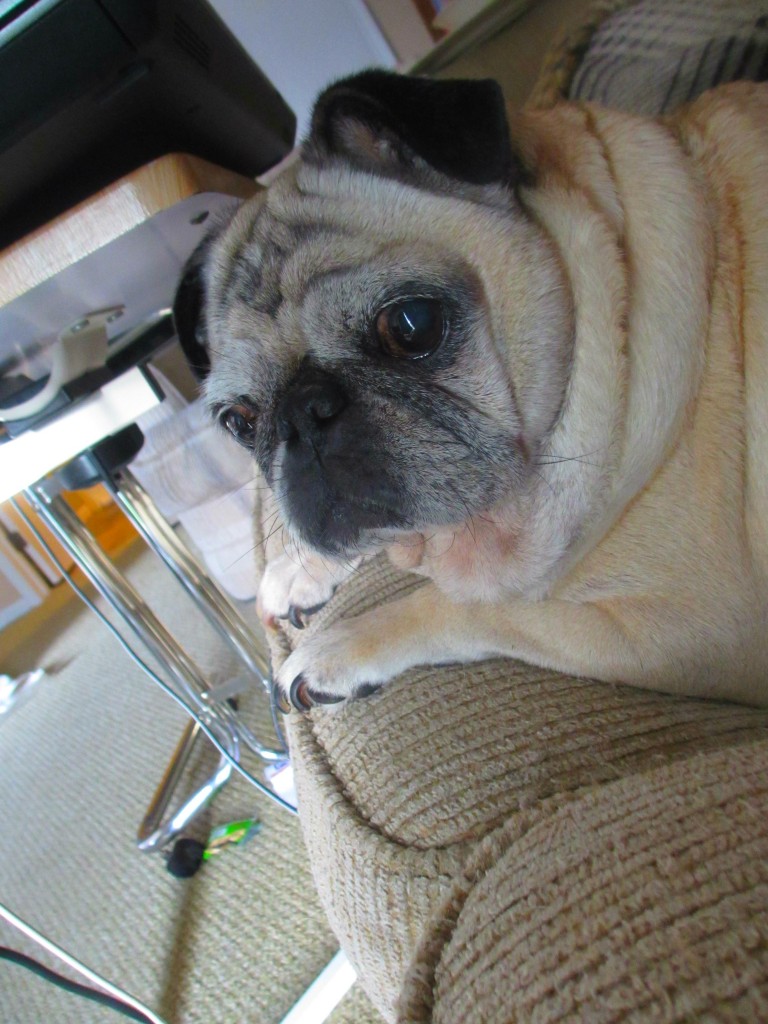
276, 377, 348, 443
304, 383, 345, 421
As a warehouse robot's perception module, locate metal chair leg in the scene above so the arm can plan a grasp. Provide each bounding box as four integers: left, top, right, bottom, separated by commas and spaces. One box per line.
136, 718, 232, 853
22, 482, 288, 856
106, 468, 269, 684
103, 468, 286, 761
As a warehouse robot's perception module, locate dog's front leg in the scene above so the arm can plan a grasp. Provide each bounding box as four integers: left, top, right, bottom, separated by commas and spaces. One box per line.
257, 546, 366, 631
275, 584, 649, 710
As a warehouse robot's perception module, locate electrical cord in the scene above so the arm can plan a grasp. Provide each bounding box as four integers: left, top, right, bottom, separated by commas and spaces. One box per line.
0, 947, 160, 1023
0, 904, 168, 1024
11, 497, 298, 817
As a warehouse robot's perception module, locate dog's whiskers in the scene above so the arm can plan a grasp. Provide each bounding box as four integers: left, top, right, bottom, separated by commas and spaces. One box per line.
534, 447, 606, 470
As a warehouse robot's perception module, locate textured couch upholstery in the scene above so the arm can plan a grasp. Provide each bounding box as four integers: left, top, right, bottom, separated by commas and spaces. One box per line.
259, 2, 768, 1020
265, 550, 768, 1022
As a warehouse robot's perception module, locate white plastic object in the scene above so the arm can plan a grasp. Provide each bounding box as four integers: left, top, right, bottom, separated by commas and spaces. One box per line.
0, 307, 123, 421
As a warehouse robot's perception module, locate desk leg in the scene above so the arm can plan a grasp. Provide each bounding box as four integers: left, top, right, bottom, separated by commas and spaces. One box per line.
106, 470, 286, 762
22, 484, 243, 850
108, 468, 270, 685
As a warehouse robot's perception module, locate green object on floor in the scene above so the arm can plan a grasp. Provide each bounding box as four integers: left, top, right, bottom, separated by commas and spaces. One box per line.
203, 818, 262, 859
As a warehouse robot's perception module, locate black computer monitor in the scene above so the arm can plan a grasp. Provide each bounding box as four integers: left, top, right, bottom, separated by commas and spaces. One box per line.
0, 0, 296, 248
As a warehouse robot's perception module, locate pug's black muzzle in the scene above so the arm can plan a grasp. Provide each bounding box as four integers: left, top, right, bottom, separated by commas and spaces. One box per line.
275, 365, 406, 552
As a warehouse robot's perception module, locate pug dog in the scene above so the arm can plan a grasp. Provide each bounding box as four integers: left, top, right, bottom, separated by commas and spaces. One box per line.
174, 71, 768, 713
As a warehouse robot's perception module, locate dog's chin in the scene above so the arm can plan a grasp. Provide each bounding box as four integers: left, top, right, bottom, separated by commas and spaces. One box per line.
281, 481, 408, 557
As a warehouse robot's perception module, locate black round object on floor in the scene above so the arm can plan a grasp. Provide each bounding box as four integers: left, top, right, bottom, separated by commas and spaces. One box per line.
166, 838, 205, 878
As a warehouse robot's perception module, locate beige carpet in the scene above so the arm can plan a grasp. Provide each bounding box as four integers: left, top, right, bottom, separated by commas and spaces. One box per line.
0, 541, 382, 1024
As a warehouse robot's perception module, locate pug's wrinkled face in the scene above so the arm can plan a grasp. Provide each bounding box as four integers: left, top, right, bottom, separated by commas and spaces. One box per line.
177, 72, 572, 557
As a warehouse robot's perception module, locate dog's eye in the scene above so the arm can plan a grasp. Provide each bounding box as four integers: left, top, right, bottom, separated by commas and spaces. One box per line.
374, 298, 445, 359
220, 403, 258, 448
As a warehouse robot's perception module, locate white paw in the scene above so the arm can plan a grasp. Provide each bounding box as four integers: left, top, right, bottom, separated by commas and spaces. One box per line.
275, 616, 393, 712
257, 550, 362, 631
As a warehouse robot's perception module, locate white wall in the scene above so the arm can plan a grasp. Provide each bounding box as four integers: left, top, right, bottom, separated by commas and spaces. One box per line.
208, 0, 395, 139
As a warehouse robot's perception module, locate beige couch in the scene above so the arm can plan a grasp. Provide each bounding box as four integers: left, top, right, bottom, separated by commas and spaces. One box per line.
260, 3, 768, 1021
267, 552, 768, 1022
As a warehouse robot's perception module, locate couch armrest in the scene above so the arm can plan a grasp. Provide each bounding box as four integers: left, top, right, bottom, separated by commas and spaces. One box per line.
400, 741, 768, 1022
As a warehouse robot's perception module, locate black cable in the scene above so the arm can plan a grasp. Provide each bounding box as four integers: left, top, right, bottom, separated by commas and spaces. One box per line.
0, 947, 159, 1023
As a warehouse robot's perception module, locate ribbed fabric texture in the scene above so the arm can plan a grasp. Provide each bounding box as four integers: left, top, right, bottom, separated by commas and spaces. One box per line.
400, 742, 768, 1023
265, 529, 768, 1023
284, 646, 768, 1022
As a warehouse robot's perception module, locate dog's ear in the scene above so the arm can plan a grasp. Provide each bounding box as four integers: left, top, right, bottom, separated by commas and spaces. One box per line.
173, 241, 211, 382
305, 70, 516, 188
172, 216, 232, 382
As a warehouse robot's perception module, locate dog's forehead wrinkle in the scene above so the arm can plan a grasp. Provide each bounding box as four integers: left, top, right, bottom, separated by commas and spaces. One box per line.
296, 155, 515, 211
223, 248, 264, 309
297, 243, 475, 314
215, 195, 337, 312
276, 231, 354, 306
208, 230, 247, 309
293, 159, 499, 232
204, 336, 296, 414
297, 254, 410, 319
244, 173, 525, 325
265, 173, 356, 243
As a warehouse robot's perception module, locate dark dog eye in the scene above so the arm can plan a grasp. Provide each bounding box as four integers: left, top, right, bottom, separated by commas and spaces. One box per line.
220, 403, 258, 448
374, 298, 445, 359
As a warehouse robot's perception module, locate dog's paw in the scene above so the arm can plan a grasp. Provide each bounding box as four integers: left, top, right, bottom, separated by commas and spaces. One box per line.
257, 550, 362, 631
274, 616, 392, 712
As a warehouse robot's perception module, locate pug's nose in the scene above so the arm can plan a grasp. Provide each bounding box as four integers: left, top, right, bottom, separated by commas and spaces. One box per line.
276, 373, 348, 443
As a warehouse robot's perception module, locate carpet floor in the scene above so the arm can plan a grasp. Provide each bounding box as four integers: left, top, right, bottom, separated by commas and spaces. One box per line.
0, 541, 382, 1024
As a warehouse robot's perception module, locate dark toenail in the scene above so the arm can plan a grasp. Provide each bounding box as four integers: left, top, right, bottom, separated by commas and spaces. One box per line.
315, 692, 346, 708
308, 689, 345, 706
290, 675, 314, 711
288, 606, 305, 630
289, 676, 345, 711
354, 683, 382, 700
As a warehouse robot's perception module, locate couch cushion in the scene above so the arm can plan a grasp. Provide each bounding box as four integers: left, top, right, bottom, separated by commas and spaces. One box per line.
263, 545, 768, 1021
399, 740, 768, 1023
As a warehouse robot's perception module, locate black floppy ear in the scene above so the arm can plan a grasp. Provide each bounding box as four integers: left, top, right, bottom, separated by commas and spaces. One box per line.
306, 69, 515, 187
173, 223, 227, 382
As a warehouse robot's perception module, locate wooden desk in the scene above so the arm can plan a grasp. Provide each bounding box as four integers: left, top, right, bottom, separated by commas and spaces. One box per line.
0, 154, 261, 490
0, 153, 258, 308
